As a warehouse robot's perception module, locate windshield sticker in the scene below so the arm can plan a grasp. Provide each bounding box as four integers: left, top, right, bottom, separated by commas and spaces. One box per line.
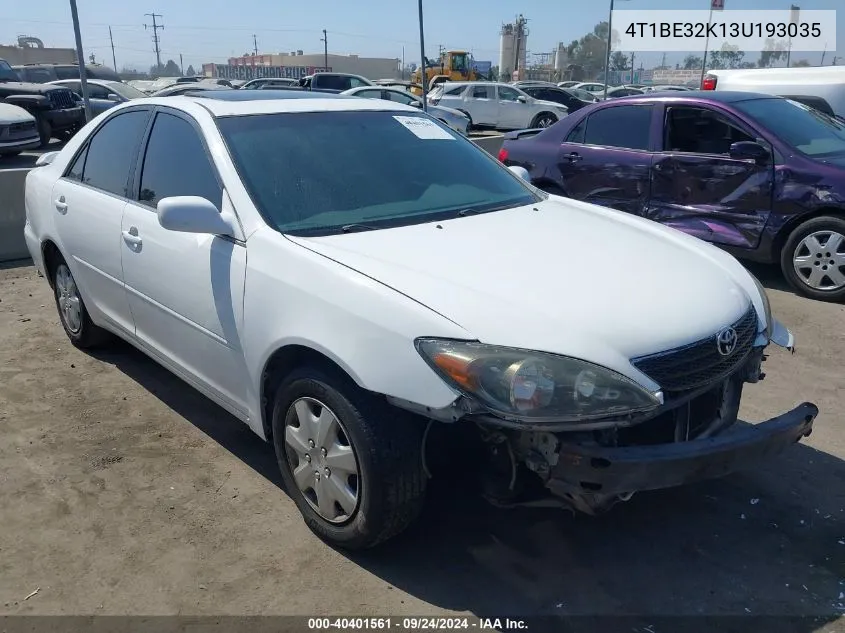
393, 116, 455, 140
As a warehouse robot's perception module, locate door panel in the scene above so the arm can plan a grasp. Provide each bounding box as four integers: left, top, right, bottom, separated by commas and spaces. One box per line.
497, 86, 528, 129
120, 109, 249, 414
553, 105, 655, 215
647, 105, 774, 249
121, 203, 249, 413
466, 85, 497, 125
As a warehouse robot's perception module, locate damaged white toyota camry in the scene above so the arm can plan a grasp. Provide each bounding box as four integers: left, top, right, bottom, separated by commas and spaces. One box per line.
24, 90, 818, 549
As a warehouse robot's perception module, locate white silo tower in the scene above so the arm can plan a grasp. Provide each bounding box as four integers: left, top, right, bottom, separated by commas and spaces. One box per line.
499, 23, 515, 80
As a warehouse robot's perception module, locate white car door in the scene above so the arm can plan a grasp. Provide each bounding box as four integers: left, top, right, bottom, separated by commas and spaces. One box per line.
120, 108, 250, 417
50, 107, 151, 335
496, 85, 530, 128
464, 84, 498, 126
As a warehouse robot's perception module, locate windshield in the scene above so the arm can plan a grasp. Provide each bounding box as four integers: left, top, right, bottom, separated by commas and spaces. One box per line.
217, 111, 538, 236
0, 60, 19, 81
736, 97, 845, 158
109, 82, 147, 99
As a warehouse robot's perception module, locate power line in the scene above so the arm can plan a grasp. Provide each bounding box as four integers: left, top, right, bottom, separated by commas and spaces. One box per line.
143, 12, 164, 69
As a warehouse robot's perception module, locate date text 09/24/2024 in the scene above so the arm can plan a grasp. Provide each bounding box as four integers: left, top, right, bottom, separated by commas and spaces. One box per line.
307, 618, 528, 631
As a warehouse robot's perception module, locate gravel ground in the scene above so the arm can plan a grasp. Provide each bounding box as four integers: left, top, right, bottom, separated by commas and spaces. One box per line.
0, 260, 843, 628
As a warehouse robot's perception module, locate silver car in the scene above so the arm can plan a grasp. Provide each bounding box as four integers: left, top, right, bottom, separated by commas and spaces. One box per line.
342, 85, 470, 135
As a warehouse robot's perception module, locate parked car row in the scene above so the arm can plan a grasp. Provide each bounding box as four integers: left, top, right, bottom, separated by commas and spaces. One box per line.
24, 89, 817, 551
498, 90, 845, 302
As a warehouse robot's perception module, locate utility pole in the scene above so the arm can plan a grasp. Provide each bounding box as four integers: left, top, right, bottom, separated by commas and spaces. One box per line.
418, 0, 428, 111
402, 45, 405, 80
109, 26, 117, 71
69, 0, 92, 122
179, 53, 184, 76
253, 34, 258, 56
321, 30, 328, 71
144, 12, 164, 71
820, 43, 826, 66
89, 52, 96, 64
630, 51, 635, 82
661, 52, 666, 68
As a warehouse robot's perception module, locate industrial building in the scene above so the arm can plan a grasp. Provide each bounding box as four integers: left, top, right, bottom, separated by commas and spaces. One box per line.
0, 36, 76, 65
498, 16, 528, 81
204, 52, 400, 81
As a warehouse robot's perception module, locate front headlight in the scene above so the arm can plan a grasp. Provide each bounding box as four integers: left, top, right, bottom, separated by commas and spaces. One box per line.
415, 339, 661, 423
750, 274, 772, 335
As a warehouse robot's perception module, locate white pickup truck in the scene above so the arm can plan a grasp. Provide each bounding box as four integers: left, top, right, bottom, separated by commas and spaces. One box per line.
702, 65, 845, 120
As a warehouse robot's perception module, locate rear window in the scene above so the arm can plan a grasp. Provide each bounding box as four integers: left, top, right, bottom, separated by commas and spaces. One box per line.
216, 111, 538, 236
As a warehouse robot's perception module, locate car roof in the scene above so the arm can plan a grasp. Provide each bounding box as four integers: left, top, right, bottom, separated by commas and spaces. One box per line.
153, 92, 419, 117
613, 90, 778, 104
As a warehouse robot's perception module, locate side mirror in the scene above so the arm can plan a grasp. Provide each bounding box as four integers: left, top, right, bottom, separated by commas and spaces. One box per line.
508, 165, 530, 182
517, 95, 527, 103
729, 141, 769, 163
157, 196, 235, 236
107, 93, 122, 102
35, 151, 60, 166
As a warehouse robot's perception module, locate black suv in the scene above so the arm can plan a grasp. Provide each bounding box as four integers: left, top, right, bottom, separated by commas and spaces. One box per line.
12, 63, 121, 84
0, 59, 86, 147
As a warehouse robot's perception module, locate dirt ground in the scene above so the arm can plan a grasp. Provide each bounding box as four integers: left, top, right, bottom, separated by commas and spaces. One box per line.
0, 260, 843, 626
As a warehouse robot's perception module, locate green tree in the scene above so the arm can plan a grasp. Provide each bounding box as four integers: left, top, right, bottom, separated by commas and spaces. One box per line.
186, 64, 196, 76
163, 59, 181, 76
682, 54, 703, 70
758, 38, 788, 67
566, 22, 619, 78
792, 59, 811, 67
610, 51, 630, 71
709, 43, 745, 69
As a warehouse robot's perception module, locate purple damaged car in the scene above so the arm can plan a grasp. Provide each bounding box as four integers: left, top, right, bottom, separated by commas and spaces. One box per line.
498, 91, 845, 302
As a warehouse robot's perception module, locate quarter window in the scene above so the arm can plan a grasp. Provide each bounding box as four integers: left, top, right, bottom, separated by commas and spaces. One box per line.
583, 105, 653, 150
79, 110, 149, 197
471, 86, 490, 99
138, 112, 222, 208
66, 144, 88, 182
566, 118, 587, 143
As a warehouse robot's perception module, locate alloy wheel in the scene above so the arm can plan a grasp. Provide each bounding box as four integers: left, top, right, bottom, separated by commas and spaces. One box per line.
55, 264, 82, 334
792, 230, 845, 291
284, 397, 360, 523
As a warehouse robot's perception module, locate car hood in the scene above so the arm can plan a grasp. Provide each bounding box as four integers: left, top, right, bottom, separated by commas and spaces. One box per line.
0, 80, 58, 95
0, 102, 35, 123
286, 197, 758, 387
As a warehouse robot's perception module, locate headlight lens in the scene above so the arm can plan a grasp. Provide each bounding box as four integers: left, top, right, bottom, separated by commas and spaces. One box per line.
415, 339, 661, 422
750, 274, 772, 334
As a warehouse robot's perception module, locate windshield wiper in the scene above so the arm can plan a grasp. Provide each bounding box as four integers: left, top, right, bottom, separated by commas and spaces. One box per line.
456, 208, 480, 217
341, 223, 378, 233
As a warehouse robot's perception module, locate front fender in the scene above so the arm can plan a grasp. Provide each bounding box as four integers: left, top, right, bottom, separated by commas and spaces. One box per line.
242, 229, 468, 435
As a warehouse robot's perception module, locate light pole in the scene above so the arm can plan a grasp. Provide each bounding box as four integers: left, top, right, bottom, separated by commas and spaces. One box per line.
603, 0, 631, 99
68, 0, 92, 122
418, 0, 428, 112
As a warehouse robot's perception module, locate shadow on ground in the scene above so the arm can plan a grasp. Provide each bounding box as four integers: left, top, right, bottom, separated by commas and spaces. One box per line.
91, 339, 845, 626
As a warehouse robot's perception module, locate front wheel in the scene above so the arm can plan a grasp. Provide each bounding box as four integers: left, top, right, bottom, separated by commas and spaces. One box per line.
531, 112, 558, 128
272, 366, 427, 550
780, 215, 845, 302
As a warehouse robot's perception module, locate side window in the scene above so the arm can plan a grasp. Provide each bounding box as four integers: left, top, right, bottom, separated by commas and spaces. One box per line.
386, 91, 416, 105
66, 144, 89, 182
82, 110, 149, 197
87, 83, 110, 99
664, 106, 753, 155
498, 86, 522, 102
566, 118, 587, 143
442, 84, 466, 97
138, 112, 222, 209
583, 105, 653, 150
349, 77, 368, 88
471, 85, 490, 99
356, 89, 384, 100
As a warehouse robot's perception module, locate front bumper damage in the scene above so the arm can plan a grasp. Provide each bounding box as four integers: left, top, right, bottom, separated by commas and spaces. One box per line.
546, 401, 817, 501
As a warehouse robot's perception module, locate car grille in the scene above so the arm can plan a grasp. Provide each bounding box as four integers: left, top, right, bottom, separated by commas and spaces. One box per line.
631, 305, 758, 393
48, 89, 75, 110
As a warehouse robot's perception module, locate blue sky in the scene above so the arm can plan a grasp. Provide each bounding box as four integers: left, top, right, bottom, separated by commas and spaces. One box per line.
2, 0, 842, 73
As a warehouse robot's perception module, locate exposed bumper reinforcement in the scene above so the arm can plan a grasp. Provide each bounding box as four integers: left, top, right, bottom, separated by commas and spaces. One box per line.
547, 401, 818, 499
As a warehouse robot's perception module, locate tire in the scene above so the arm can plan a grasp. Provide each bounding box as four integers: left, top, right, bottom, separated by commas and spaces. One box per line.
531, 112, 558, 128
272, 365, 427, 550
780, 215, 845, 302
35, 115, 52, 148
50, 256, 111, 348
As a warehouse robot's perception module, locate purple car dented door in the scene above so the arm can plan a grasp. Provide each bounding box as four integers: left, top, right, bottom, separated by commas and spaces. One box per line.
499, 92, 845, 302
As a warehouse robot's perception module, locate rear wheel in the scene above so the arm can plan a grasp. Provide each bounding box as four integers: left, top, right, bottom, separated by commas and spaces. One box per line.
50, 256, 111, 348
531, 112, 557, 128
272, 365, 427, 550
780, 215, 845, 302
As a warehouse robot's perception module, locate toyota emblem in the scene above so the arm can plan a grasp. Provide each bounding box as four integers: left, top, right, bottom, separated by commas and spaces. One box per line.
716, 327, 738, 356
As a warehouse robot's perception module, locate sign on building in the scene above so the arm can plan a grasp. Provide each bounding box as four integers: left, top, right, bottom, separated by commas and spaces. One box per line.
711, 0, 724, 10
207, 64, 331, 80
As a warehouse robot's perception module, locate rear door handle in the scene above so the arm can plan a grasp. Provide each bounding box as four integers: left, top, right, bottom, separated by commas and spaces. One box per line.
54, 196, 67, 213
122, 228, 142, 248
567, 152, 582, 162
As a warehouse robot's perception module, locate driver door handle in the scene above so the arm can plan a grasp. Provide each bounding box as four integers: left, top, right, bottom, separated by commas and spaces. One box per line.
566, 152, 583, 162
54, 196, 68, 213
122, 227, 142, 248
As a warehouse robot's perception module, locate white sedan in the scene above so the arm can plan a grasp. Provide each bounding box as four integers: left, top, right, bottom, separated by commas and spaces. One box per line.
24, 91, 817, 549
0, 103, 40, 157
